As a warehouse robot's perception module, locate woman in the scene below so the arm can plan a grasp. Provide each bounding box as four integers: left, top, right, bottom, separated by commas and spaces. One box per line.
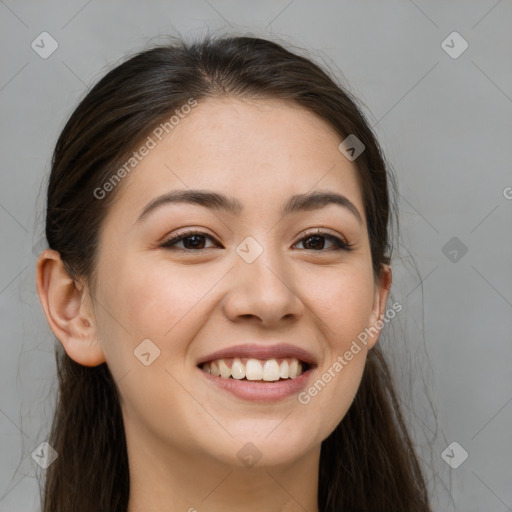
35, 34, 432, 511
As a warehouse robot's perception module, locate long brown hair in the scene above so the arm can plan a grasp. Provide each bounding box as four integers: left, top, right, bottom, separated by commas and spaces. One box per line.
40, 34, 432, 511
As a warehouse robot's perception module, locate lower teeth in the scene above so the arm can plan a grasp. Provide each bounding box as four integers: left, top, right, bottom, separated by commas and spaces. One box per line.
220, 375, 293, 381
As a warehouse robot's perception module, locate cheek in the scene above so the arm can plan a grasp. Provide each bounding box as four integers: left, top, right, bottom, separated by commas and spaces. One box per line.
94, 256, 227, 369
301, 262, 375, 346
91, 257, 226, 443
295, 263, 375, 434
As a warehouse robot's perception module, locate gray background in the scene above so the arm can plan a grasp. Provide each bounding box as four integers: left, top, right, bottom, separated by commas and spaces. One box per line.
1, 1, 511, 511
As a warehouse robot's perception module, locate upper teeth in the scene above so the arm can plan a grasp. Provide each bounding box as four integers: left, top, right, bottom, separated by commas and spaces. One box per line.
201, 358, 304, 381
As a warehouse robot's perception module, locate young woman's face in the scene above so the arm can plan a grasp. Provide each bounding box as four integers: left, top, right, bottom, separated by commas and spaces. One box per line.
90, 97, 390, 468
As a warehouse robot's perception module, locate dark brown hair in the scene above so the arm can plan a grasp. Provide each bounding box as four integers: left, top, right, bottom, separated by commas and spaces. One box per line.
40, 34, 432, 511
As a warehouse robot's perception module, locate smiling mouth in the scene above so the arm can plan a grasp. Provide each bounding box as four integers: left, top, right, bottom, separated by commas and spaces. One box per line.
200, 357, 312, 382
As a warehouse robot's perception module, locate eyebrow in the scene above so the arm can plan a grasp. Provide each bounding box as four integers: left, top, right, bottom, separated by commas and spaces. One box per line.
135, 189, 363, 225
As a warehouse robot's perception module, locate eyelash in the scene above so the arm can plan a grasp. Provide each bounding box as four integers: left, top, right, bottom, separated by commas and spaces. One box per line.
159, 228, 354, 253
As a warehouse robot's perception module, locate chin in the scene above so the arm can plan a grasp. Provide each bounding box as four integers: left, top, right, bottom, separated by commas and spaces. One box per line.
196, 422, 320, 469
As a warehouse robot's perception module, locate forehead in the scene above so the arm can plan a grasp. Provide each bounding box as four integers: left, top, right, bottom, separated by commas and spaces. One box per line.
107, 97, 365, 225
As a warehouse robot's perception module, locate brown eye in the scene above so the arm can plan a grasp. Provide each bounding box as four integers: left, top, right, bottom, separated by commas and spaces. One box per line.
160, 229, 353, 253
160, 231, 219, 251
295, 231, 353, 252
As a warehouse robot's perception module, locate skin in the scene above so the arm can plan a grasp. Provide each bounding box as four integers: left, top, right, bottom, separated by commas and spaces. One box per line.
37, 97, 391, 512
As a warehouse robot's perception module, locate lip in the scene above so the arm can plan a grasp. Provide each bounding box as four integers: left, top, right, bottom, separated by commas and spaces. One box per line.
196, 343, 317, 402
197, 365, 315, 402
196, 343, 318, 367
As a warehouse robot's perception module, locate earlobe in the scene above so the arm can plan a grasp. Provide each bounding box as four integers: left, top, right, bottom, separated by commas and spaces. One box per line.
35, 249, 106, 367
366, 264, 393, 350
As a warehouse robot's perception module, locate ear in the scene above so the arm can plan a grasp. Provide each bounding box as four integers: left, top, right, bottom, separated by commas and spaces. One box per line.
36, 249, 106, 367
366, 263, 392, 350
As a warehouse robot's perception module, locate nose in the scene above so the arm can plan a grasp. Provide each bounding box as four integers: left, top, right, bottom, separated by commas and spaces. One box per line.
222, 239, 304, 327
